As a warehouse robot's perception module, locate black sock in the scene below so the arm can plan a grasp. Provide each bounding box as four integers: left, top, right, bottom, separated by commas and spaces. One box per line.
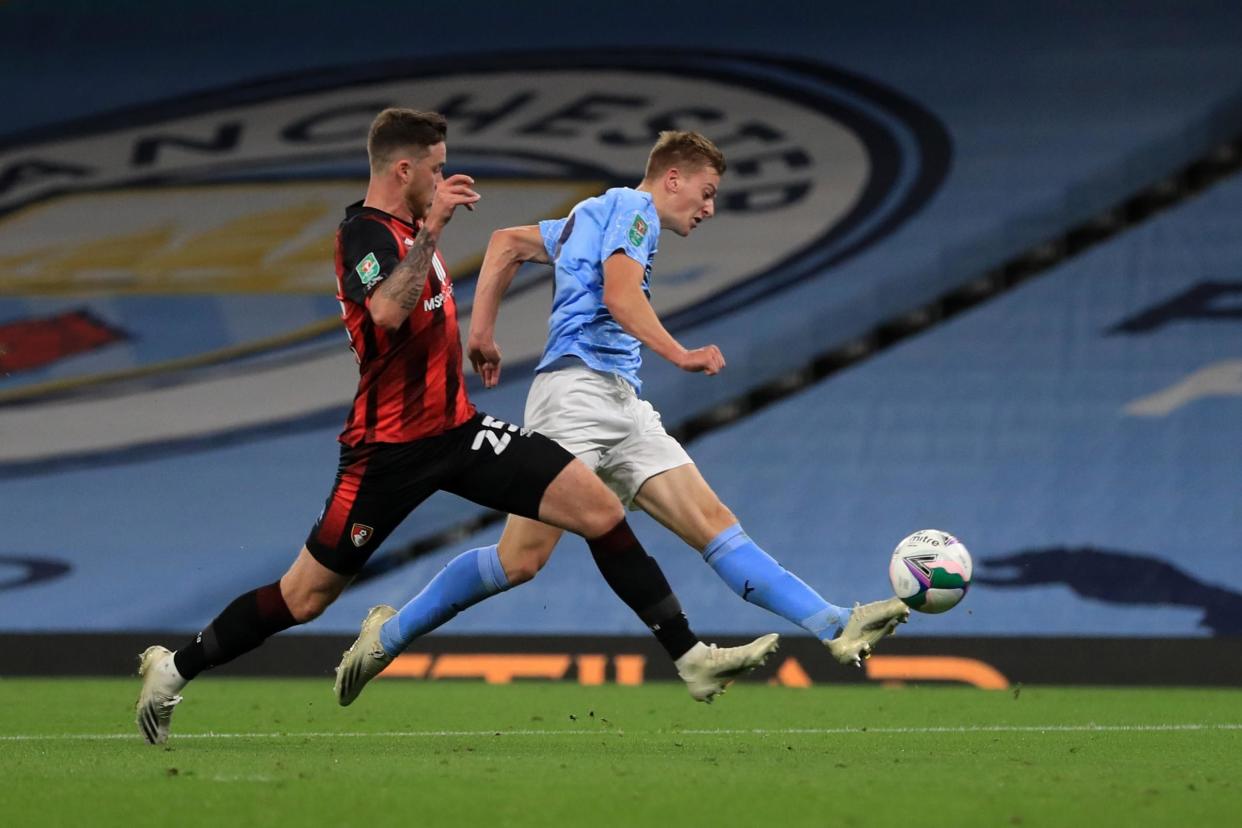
587, 519, 699, 661
173, 581, 299, 680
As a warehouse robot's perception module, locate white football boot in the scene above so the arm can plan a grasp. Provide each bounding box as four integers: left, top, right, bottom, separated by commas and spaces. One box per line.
135, 645, 187, 745
825, 597, 910, 667
334, 605, 398, 706
675, 633, 780, 703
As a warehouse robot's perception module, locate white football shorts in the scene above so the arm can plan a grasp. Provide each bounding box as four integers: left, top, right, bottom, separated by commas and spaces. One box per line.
524, 361, 692, 508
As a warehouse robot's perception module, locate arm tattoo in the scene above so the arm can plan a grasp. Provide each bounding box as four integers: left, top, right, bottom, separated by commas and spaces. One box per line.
377, 227, 437, 310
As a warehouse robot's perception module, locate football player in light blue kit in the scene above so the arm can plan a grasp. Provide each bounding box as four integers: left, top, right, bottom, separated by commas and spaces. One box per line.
347, 131, 908, 702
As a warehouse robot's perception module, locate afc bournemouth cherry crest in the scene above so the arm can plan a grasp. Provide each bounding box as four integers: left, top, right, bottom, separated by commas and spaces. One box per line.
350, 523, 374, 548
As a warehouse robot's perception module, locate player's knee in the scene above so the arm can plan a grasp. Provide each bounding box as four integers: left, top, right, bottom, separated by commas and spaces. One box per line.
580, 497, 626, 539
539, 461, 625, 538
284, 589, 334, 623
499, 532, 556, 585
505, 556, 543, 585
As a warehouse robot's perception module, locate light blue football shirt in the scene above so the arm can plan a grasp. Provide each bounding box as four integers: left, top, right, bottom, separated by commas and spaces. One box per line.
536, 187, 660, 391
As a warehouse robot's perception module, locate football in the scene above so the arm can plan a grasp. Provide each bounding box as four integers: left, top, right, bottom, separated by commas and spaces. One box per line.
888, 529, 972, 613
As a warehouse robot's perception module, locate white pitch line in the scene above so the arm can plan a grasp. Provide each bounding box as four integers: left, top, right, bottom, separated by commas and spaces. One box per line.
2, 723, 1241, 742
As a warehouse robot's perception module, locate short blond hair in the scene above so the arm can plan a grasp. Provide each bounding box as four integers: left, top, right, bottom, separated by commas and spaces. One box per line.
644, 131, 727, 180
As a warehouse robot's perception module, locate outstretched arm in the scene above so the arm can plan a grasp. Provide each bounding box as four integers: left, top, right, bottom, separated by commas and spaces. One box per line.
602, 252, 725, 375
468, 225, 550, 387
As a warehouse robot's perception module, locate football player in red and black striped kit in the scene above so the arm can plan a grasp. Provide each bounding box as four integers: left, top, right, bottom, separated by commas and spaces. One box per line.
135, 108, 778, 744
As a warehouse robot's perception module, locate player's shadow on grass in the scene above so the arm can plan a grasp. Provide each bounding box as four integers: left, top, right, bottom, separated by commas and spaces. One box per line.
976, 546, 1242, 636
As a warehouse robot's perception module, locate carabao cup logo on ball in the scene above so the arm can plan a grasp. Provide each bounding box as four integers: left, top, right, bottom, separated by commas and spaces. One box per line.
889, 529, 973, 614
0, 51, 949, 472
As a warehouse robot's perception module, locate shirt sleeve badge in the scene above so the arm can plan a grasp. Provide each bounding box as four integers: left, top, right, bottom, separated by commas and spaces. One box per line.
627, 214, 648, 247
355, 251, 382, 287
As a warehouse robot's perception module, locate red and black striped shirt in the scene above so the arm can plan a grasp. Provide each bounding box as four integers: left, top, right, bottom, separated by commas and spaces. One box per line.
334, 201, 475, 445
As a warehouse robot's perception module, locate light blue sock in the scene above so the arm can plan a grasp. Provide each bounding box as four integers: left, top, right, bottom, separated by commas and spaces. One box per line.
703, 524, 849, 641
379, 545, 510, 656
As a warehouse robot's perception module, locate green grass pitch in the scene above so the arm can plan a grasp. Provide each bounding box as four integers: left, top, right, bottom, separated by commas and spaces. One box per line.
2, 679, 1240, 827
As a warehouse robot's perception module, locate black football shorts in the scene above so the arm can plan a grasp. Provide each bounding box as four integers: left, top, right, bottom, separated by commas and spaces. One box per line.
305, 411, 574, 575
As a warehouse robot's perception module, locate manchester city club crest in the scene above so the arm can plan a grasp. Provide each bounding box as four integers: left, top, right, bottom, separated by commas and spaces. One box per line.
0, 50, 948, 474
